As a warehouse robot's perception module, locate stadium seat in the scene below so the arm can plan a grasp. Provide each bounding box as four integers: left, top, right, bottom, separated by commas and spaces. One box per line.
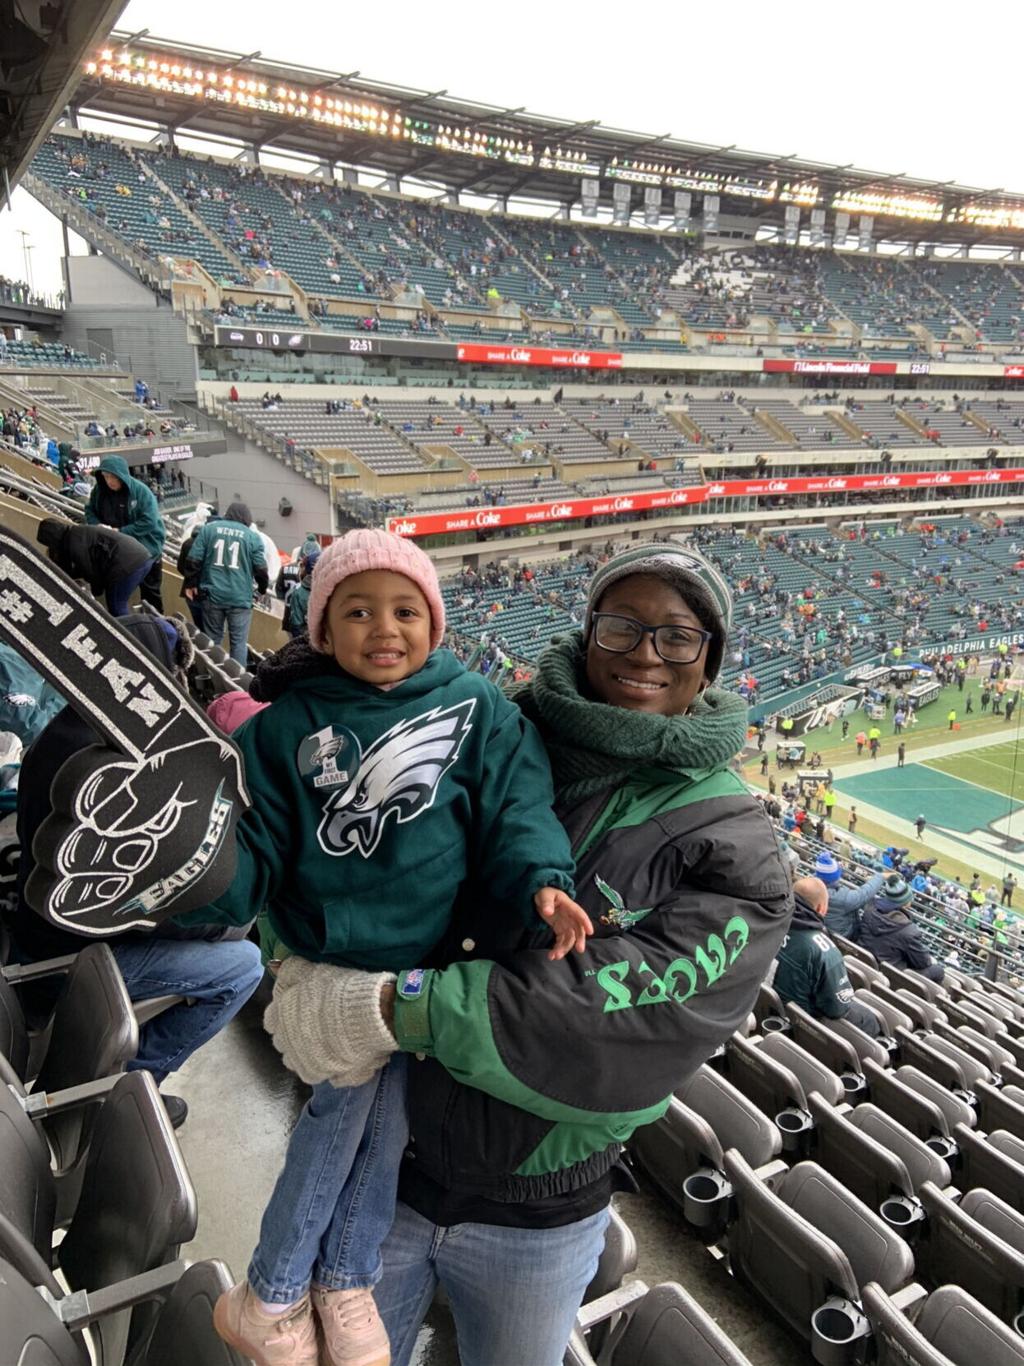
725, 1034, 813, 1155
0, 1069, 197, 1366
934, 1019, 1013, 1075
955, 1125, 1024, 1214
976, 1079, 1024, 1141
808, 1095, 952, 1229
894, 1029, 972, 1096
0, 943, 138, 1200
583, 1207, 638, 1305
754, 983, 790, 1033
0, 1254, 248, 1366
895, 1065, 976, 1134
630, 1064, 785, 1236
863, 1281, 1024, 1366
568, 1280, 754, 1366
785, 1004, 869, 1095
917, 1183, 1024, 1331
722, 1149, 920, 1353
844, 958, 889, 993
856, 988, 915, 1037
863, 1060, 959, 1159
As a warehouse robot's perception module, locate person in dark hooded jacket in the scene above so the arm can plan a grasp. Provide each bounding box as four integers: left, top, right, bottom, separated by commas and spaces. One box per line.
860, 873, 944, 981
3, 613, 264, 1132
186, 502, 268, 665
84, 454, 166, 611
774, 876, 881, 1035
37, 517, 154, 617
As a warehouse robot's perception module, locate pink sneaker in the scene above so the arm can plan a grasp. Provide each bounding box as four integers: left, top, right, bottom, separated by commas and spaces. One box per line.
213, 1282, 320, 1365
313, 1286, 391, 1366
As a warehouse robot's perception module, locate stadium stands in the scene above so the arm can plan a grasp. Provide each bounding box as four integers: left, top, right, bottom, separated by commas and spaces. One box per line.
31, 135, 243, 283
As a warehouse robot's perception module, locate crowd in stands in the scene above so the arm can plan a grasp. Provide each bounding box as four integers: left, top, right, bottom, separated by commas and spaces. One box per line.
36, 131, 1024, 356
435, 517, 1024, 708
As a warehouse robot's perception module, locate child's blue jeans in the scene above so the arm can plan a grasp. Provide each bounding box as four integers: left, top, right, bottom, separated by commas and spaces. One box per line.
248, 1054, 408, 1302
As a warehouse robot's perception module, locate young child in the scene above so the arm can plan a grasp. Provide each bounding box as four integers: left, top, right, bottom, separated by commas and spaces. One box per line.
201, 529, 590, 1366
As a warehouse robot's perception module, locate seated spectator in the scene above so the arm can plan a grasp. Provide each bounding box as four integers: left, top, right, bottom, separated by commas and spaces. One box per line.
860, 874, 944, 981
772, 876, 881, 1036
815, 853, 885, 944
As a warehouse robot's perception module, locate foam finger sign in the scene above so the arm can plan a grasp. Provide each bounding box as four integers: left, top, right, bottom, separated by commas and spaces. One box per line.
0, 527, 250, 933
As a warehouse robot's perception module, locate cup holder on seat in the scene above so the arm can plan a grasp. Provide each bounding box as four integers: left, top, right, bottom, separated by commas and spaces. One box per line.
682, 1167, 732, 1237
775, 1106, 813, 1154
880, 1194, 925, 1236
811, 1297, 871, 1366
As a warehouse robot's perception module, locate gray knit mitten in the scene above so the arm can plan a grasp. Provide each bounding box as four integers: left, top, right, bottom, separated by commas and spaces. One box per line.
264, 956, 398, 1088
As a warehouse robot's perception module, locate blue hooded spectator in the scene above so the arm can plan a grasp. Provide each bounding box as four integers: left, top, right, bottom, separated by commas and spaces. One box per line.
816, 852, 885, 943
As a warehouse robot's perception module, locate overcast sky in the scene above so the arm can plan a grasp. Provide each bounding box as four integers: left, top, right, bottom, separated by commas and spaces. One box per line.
2, 0, 1021, 295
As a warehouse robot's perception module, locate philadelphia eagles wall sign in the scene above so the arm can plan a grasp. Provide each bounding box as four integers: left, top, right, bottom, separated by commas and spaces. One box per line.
0, 527, 249, 933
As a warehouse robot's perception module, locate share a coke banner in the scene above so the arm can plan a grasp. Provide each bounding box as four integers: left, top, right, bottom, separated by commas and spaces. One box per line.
454, 343, 623, 369
1006, 366, 1024, 378
386, 466, 1024, 538
763, 359, 899, 376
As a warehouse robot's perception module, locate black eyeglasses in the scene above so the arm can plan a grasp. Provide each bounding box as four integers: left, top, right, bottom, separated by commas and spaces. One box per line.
591, 612, 712, 664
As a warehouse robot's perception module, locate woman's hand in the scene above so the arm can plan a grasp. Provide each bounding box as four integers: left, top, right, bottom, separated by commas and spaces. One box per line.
534, 887, 594, 960
265, 957, 399, 1087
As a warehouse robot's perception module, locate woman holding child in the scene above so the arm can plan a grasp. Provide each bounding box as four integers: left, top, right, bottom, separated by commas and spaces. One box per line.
206, 534, 792, 1366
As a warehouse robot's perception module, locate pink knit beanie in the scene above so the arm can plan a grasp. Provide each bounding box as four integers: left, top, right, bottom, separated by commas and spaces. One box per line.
307, 528, 446, 654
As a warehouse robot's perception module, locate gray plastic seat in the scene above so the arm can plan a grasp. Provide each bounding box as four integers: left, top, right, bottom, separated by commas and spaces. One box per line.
568, 1280, 754, 1366
843, 956, 889, 991
0, 1070, 197, 1366
917, 1182, 1024, 1331
895, 1065, 976, 1133
785, 1005, 867, 1093
895, 1029, 970, 1094
582, 1207, 637, 1305
754, 982, 789, 1033
977, 1079, 1024, 1141
827, 1012, 894, 1068
924, 1033, 994, 1091
946, 996, 1009, 1041
955, 1125, 1024, 1215
631, 1065, 783, 1233
0, 1255, 248, 1366
863, 1281, 1024, 1366
833, 934, 878, 967
723, 1149, 916, 1351
758, 1031, 846, 1107
725, 1033, 812, 1154
0, 943, 138, 1186
856, 988, 915, 1036
935, 1019, 1013, 1074
864, 1060, 955, 1154
809, 1095, 951, 1228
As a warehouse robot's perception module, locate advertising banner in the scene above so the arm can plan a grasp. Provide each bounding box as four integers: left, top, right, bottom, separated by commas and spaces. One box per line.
453, 343, 623, 369
763, 358, 898, 376
386, 466, 1024, 538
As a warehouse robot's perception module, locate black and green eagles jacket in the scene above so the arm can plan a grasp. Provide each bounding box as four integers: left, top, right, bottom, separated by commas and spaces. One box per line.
393, 761, 794, 1227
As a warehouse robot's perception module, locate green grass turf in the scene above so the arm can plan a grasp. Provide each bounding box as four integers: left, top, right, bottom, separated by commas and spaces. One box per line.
926, 738, 1024, 804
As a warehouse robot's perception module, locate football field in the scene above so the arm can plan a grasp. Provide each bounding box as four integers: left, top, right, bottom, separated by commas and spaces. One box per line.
832, 732, 1024, 875
926, 739, 1024, 806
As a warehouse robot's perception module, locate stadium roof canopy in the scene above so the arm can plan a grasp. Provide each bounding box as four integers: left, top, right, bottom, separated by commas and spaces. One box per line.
0, 0, 128, 192
70, 31, 1024, 246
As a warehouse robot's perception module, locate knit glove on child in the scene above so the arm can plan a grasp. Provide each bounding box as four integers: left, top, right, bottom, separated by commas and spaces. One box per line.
265, 956, 398, 1087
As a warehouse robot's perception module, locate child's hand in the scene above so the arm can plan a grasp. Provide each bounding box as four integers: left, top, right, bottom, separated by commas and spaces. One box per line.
534, 887, 593, 960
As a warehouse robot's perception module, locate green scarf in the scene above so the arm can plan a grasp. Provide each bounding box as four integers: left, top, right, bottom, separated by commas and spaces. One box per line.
514, 633, 749, 803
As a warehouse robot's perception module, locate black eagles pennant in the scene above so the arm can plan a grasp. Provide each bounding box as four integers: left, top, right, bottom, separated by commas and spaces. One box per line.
0, 527, 250, 934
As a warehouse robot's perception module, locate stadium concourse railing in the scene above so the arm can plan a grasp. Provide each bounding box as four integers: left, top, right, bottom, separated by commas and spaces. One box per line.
783, 822, 1020, 983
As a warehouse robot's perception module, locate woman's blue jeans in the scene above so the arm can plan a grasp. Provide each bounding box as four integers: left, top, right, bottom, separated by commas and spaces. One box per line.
377, 1199, 610, 1366
248, 1055, 409, 1302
